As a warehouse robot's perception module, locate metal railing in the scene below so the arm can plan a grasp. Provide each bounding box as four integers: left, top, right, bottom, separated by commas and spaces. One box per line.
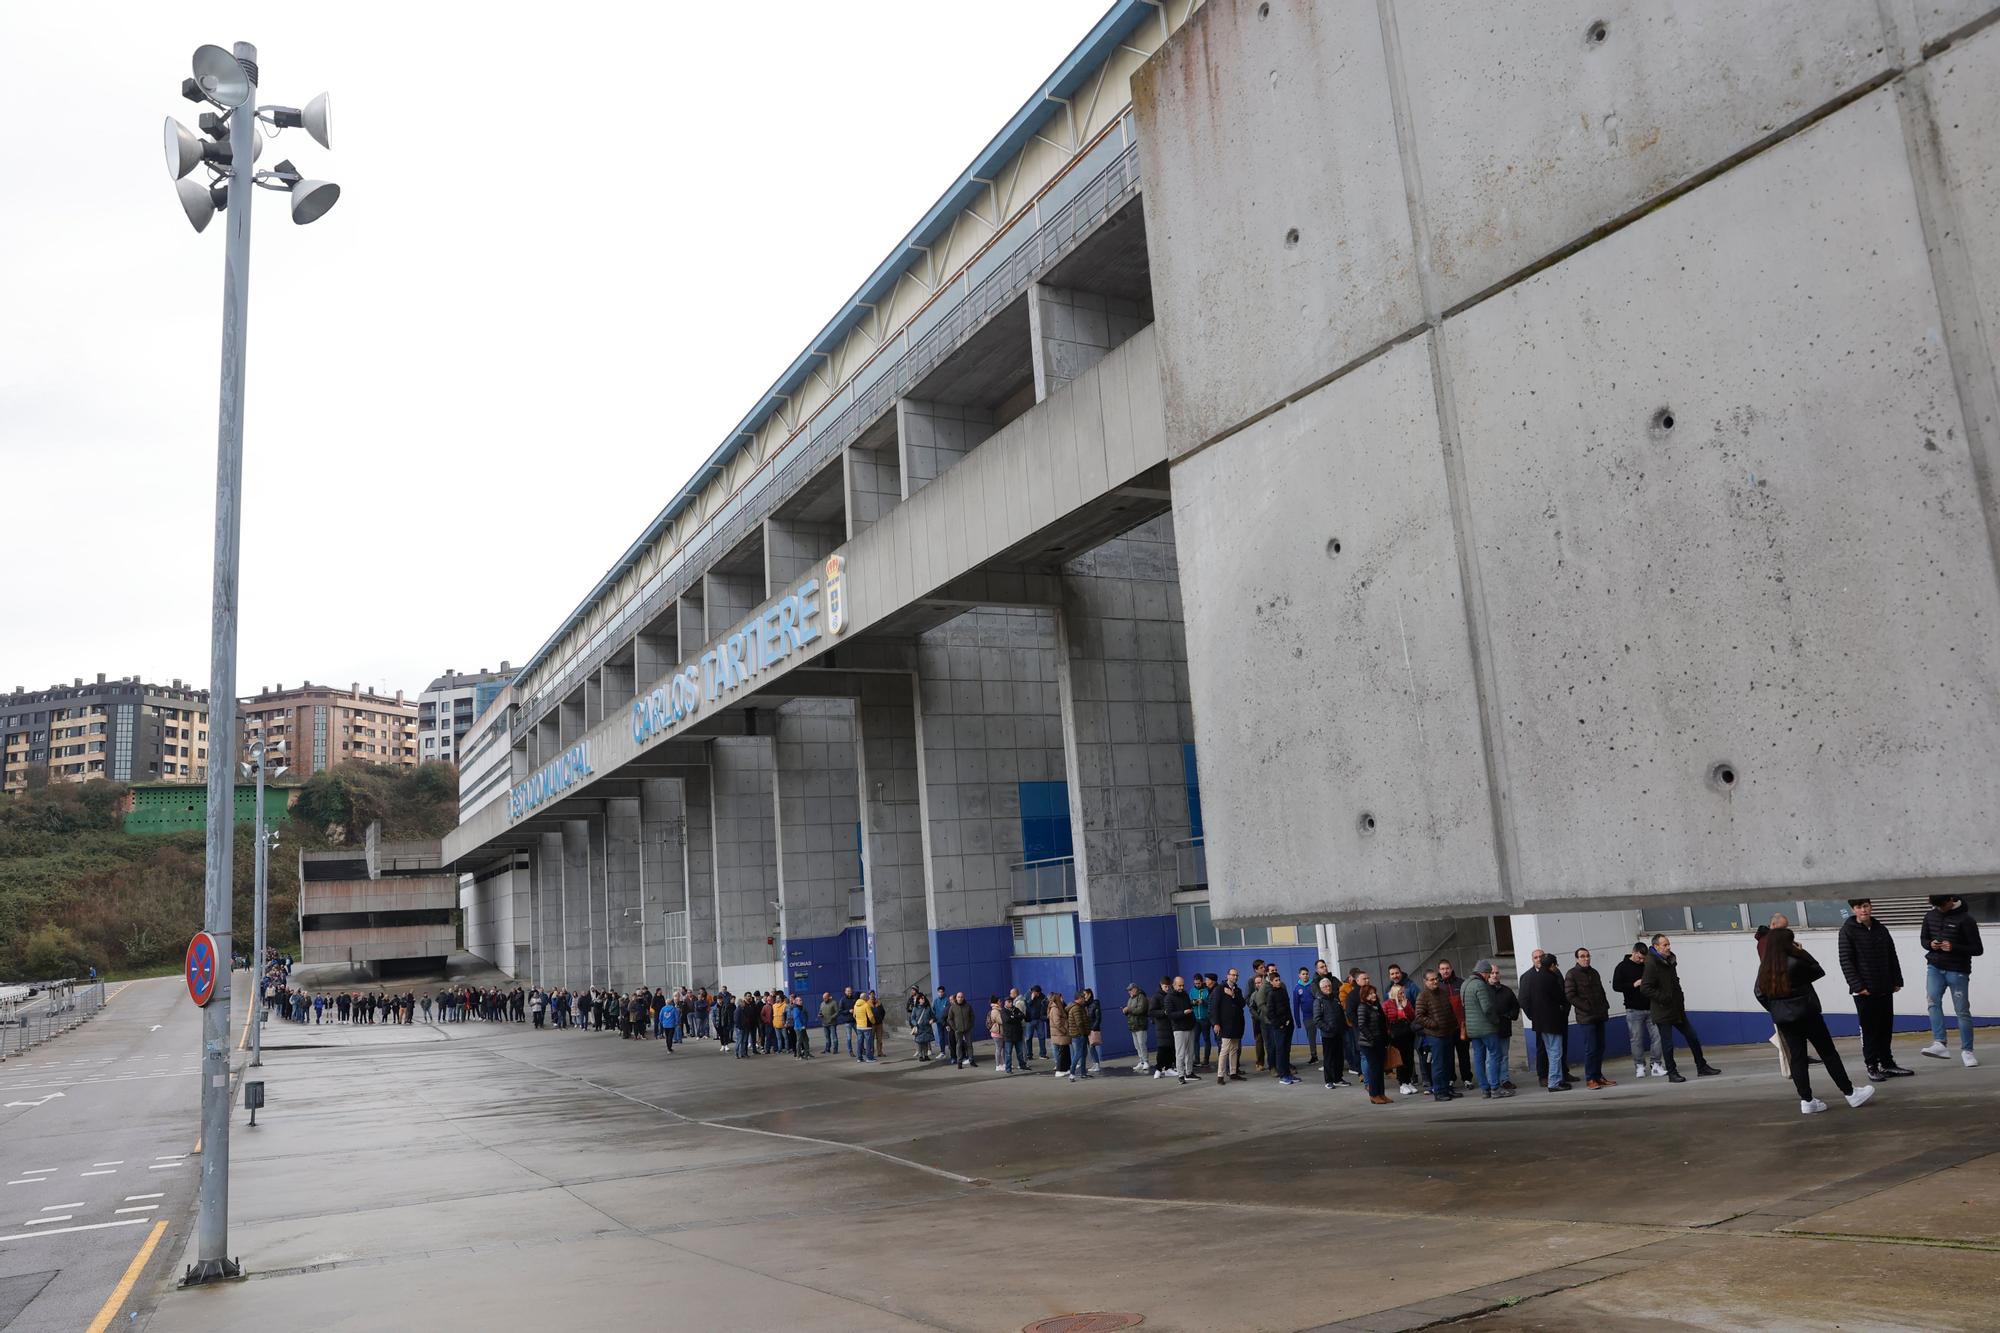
513, 139, 1145, 740
1010, 856, 1078, 906
0, 979, 108, 1061
1174, 836, 1207, 889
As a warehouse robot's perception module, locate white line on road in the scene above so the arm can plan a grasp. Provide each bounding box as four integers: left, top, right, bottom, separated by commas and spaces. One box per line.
145, 1163, 177, 1171
18, 1170, 53, 1176
91, 1161, 123, 1166
80, 1170, 116, 1177
41, 1203, 82, 1211
124, 1193, 163, 1201
152, 1155, 186, 1161
4, 1182, 43, 1188
23, 1215, 71, 1226
0, 1217, 148, 1243
114, 1205, 157, 1214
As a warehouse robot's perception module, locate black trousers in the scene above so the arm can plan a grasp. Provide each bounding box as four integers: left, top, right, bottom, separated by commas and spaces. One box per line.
1453, 1035, 1474, 1081
1319, 1030, 1346, 1084
1854, 992, 1896, 1070
1657, 1016, 1707, 1073
1779, 1013, 1853, 1099
1154, 1035, 1174, 1072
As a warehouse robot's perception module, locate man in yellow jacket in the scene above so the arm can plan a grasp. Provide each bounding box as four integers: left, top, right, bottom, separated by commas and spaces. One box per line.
852, 992, 879, 1063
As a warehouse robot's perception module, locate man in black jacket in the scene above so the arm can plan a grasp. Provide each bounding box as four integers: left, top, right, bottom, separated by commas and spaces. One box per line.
1211, 973, 1248, 1084
1838, 898, 1911, 1080
1610, 944, 1660, 1079
1919, 893, 1984, 1066
1312, 975, 1349, 1087
1519, 955, 1572, 1091
1640, 935, 1721, 1082
1165, 976, 1197, 1084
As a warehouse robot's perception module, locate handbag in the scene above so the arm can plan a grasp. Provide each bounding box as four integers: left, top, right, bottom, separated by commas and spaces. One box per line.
1385, 1044, 1404, 1071
1089, 1029, 1102, 1046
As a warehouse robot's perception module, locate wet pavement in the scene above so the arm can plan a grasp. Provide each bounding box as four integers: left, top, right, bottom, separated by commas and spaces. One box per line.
132, 1014, 1997, 1332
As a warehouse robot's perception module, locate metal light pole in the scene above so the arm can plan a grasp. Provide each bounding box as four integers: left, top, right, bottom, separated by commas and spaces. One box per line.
246, 740, 285, 1069
166, 41, 338, 1288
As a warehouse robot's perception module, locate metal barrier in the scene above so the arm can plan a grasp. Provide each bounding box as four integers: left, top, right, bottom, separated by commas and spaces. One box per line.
1174, 837, 1207, 890
1010, 856, 1079, 906
0, 978, 109, 1061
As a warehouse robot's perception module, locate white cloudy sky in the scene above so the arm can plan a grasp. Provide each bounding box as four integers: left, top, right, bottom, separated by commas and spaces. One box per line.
0, 2, 1100, 699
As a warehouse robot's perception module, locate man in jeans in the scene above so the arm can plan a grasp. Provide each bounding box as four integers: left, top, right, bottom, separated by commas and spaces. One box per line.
1918, 893, 1984, 1067
1293, 966, 1318, 1066
1839, 898, 1913, 1080
1463, 959, 1513, 1099
1640, 935, 1720, 1083
1415, 970, 1459, 1101
1611, 942, 1661, 1078
1564, 947, 1615, 1089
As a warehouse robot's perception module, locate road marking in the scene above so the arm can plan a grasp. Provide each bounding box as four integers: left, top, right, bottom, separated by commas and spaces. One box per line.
81, 1170, 116, 1177
92, 1161, 123, 1166
84, 1219, 167, 1333
23, 1215, 71, 1226
153, 1155, 186, 1161
5, 1181, 44, 1188
114, 1205, 156, 1214
146, 1163, 178, 1171
18, 1169, 53, 1176
42, 1203, 83, 1211
0, 1072, 197, 1092
124, 1194, 163, 1201
0, 1217, 150, 1243
4, 1092, 66, 1108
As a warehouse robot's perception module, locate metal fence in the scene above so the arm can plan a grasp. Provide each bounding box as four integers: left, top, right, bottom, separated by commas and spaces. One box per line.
1010, 856, 1079, 906
0, 979, 109, 1061
1174, 837, 1207, 890
515, 139, 1145, 738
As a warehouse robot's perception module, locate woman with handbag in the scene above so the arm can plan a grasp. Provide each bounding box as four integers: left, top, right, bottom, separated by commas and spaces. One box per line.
1354, 984, 1392, 1104
1382, 980, 1419, 1097
1755, 927, 1875, 1115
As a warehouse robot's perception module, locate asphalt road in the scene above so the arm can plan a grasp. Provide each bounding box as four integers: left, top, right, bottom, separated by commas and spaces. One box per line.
0, 975, 220, 1333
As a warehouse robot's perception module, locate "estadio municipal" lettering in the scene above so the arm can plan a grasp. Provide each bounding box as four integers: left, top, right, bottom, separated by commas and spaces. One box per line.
508, 742, 594, 821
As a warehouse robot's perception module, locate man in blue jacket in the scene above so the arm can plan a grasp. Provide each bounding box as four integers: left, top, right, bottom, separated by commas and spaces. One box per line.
1292, 966, 1318, 1065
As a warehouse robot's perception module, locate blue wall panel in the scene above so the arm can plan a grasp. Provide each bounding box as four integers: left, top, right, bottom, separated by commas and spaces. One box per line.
1019, 780, 1073, 862
1011, 954, 1083, 1001
784, 934, 852, 1019
1081, 914, 1180, 1057
932, 924, 1014, 1040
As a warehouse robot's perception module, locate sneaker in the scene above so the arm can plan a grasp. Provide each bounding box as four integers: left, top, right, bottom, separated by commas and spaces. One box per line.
1546, 1083, 1570, 1092
1134, 1060, 1148, 1072
1963, 1051, 1980, 1068
1153, 1069, 1164, 1079
1501, 1080, 1518, 1091
1696, 1065, 1722, 1076
1481, 1089, 1492, 1099
1881, 1063, 1916, 1078
1801, 1098, 1828, 1114
1054, 1069, 1064, 1078
1633, 1063, 1647, 1080
1218, 1075, 1227, 1085
959, 1060, 969, 1069
1866, 1066, 1887, 1083
1329, 1079, 1351, 1087
1229, 1072, 1247, 1082
1279, 1076, 1299, 1086
1845, 1085, 1875, 1108
1398, 1084, 1414, 1097
1919, 1041, 1949, 1060
1069, 1074, 1079, 1083
1665, 1072, 1687, 1084
1649, 1062, 1667, 1077
1177, 1075, 1188, 1085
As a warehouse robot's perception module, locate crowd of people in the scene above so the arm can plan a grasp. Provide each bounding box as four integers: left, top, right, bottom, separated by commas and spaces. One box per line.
253, 893, 1982, 1117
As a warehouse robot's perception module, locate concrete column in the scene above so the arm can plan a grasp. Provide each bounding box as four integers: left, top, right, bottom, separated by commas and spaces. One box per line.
1029, 283, 1148, 401
639, 778, 686, 989
765, 515, 844, 594
604, 796, 643, 988
705, 568, 763, 642
844, 439, 903, 539
896, 398, 994, 500
558, 823, 590, 990
857, 674, 931, 1000
508, 855, 532, 979
636, 607, 678, 688
710, 736, 780, 994
1057, 516, 1197, 1043
683, 765, 717, 987
676, 593, 705, 659
772, 698, 862, 1000
602, 656, 636, 713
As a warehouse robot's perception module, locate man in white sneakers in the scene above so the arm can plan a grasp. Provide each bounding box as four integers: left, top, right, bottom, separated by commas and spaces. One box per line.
1918, 894, 1983, 1067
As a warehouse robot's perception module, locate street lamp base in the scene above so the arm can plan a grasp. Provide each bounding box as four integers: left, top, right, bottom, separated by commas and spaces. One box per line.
181, 1257, 244, 1286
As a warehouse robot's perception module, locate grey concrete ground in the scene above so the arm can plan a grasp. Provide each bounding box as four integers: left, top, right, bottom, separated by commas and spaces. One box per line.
127, 1002, 1997, 1333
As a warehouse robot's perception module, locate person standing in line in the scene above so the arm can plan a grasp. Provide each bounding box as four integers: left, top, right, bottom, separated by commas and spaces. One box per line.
1293, 966, 1318, 1066
1266, 967, 1299, 1085
1190, 972, 1213, 1071
1339, 967, 1363, 1075
1463, 960, 1512, 1099
791, 996, 811, 1057
946, 991, 976, 1068
1123, 982, 1153, 1072
1066, 992, 1093, 1080
909, 988, 937, 1062
987, 996, 1006, 1071
1435, 960, 1473, 1087
659, 994, 679, 1051
1046, 990, 1070, 1078
1025, 985, 1049, 1064
1611, 942, 1662, 1079
1565, 948, 1615, 1089
1415, 970, 1459, 1102
1918, 893, 1983, 1067
852, 990, 878, 1063
1838, 898, 1913, 1081
1167, 975, 1197, 1084
1756, 926, 1875, 1114
838, 986, 858, 1057
1149, 977, 1176, 1079
1001, 993, 1029, 1074
1520, 953, 1573, 1092
933, 987, 954, 1065
1381, 978, 1418, 1096
818, 992, 839, 1055
1641, 935, 1721, 1082
1312, 975, 1349, 1088
1082, 987, 1105, 1073
1212, 971, 1247, 1084
1354, 983, 1391, 1104
1248, 960, 1269, 1072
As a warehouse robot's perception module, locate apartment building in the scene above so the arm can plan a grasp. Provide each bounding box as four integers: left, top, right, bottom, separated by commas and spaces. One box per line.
239, 682, 419, 774
417, 664, 513, 767
1, 675, 209, 791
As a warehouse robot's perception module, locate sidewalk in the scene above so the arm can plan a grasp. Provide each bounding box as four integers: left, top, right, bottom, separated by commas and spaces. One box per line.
140, 1020, 1999, 1332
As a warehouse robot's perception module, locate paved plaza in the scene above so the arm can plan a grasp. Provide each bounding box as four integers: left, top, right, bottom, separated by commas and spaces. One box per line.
114, 975, 1999, 1332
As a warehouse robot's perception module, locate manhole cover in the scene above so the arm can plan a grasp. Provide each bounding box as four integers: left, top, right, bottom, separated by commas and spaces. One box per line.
1023, 1316, 1144, 1333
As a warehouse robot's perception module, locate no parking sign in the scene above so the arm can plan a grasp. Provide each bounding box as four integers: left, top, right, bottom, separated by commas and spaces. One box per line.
185, 930, 218, 1007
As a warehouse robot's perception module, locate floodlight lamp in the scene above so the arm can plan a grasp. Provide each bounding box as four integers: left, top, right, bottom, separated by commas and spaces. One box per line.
288, 177, 340, 225
303, 92, 331, 149
191, 44, 251, 108
165, 117, 204, 180
175, 174, 224, 232
181, 77, 207, 105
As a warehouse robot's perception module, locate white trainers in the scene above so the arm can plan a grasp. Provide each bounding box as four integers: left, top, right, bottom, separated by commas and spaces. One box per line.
1633, 1063, 1647, 1079
1964, 1050, 1980, 1068
1845, 1085, 1874, 1108
1135, 1060, 1148, 1072
1800, 1098, 1828, 1114
959, 1060, 969, 1068
1920, 1041, 1949, 1059
1054, 1069, 1064, 1078
1152, 1069, 1163, 1079
1650, 1062, 1667, 1077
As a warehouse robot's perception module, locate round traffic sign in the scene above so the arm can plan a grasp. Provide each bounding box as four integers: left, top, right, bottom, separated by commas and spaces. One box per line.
185, 931, 219, 1007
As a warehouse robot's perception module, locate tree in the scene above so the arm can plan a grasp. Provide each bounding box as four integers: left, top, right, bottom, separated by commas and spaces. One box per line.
18, 923, 91, 979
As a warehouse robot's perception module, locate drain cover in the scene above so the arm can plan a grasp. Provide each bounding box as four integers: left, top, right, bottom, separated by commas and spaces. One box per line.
1023, 1316, 1144, 1333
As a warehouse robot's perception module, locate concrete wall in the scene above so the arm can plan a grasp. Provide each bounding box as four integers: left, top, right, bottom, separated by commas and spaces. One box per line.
898, 399, 994, 499
459, 862, 529, 978
1142, 0, 2000, 923
711, 737, 781, 993
773, 698, 862, 946
1030, 284, 1150, 401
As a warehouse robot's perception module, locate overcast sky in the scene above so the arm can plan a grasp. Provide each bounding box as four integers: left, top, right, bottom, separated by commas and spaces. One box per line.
0, 2, 1101, 701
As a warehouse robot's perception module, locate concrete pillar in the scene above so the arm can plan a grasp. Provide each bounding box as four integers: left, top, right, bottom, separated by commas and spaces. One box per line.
896, 398, 994, 500
857, 674, 930, 1001
844, 438, 902, 539
675, 593, 705, 659
683, 765, 717, 987
772, 698, 863, 1001
639, 778, 686, 990
636, 606, 678, 688
710, 736, 780, 994
604, 796, 643, 988
556, 824, 588, 990
1057, 517, 1197, 1050
1029, 283, 1148, 401
705, 568, 763, 642
603, 656, 636, 713
508, 856, 532, 979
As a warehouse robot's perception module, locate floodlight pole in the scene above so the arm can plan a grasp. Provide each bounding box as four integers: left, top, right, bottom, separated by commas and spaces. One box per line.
188, 38, 257, 1288
250, 740, 268, 1069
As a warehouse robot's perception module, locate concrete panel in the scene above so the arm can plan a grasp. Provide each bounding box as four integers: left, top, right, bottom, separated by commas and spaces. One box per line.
1447, 89, 2000, 904
1919, 0, 2000, 45
1133, 0, 1420, 456
1395, 0, 1895, 310
1173, 335, 1503, 920
604, 797, 642, 988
